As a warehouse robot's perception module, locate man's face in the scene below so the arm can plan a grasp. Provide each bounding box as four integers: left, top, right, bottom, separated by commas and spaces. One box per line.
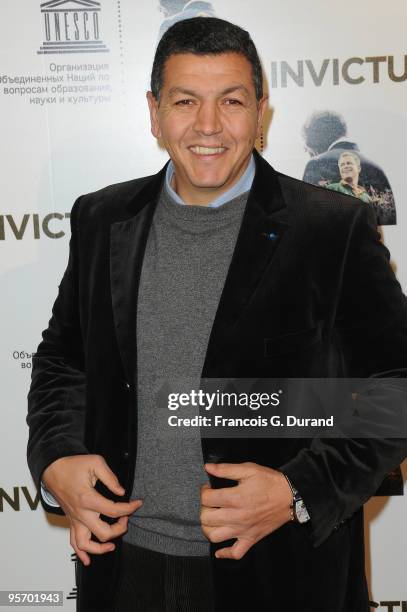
147, 52, 268, 204
339, 154, 360, 183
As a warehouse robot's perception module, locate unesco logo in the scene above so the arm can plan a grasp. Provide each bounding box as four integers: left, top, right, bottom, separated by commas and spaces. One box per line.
38, 0, 109, 55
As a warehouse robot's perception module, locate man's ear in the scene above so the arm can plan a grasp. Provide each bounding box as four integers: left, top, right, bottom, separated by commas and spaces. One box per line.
256, 94, 269, 139
146, 91, 161, 139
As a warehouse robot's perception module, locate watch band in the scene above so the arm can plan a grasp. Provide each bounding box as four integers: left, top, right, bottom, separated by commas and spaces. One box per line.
283, 474, 310, 524
282, 473, 296, 521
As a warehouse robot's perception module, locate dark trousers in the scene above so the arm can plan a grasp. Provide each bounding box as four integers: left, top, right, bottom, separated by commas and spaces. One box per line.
113, 542, 216, 612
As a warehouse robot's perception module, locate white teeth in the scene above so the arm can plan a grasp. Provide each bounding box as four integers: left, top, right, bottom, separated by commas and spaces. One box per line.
190, 146, 226, 155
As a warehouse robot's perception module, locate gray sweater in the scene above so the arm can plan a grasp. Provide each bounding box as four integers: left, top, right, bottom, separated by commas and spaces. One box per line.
124, 186, 249, 556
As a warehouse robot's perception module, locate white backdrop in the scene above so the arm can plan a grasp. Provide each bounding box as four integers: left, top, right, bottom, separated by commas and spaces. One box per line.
1, 1, 406, 609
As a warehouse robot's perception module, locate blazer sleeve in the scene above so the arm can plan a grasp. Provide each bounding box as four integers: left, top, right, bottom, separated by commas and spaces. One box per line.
26, 196, 89, 516
279, 202, 407, 547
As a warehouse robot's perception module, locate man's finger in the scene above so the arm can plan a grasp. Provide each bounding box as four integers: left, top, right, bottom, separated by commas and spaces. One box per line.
85, 514, 131, 544
202, 525, 236, 544
200, 507, 240, 528
215, 537, 253, 560
73, 519, 117, 555
80, 490, 143, 518
70, 524, 90, 566
204, 462, 254, 481
200, 485, 239, 509
92, 458, 126, 497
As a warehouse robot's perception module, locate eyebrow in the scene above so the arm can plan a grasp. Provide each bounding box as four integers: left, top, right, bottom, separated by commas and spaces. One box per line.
168, 85, 250, 97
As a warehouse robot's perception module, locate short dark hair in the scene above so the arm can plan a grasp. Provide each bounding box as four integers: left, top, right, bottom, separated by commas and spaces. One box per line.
302, 111, 347, 156
151, 17, 264, 101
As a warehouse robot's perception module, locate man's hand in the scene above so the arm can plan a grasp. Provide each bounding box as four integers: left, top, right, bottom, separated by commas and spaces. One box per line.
42, 455, 142, 566
200, 462, 293, 560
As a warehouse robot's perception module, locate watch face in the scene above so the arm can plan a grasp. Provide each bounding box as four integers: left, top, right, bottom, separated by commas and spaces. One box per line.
295, 500, 310, 524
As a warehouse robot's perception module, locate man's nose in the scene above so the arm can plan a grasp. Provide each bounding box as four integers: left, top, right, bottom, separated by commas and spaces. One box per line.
193, 102, 222, 136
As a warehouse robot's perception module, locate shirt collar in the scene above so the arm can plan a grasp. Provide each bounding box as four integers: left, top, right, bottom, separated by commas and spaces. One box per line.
164, 154, 255, 208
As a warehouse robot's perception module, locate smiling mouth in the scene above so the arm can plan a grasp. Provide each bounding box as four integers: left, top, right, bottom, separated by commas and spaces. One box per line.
189, 146, 227, 156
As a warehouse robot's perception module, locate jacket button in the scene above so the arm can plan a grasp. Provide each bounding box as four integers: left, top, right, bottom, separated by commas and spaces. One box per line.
124, 381, 131, 390
123, 451, 129, 459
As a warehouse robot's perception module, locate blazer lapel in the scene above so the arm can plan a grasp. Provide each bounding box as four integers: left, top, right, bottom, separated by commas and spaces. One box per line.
110, 151, 290, 382
110, 164, 167, 382
202, 150, 291, 377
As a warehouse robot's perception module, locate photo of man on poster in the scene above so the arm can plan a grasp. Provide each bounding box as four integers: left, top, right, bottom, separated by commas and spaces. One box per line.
326, 151, 371, 203
302, 110, 397, 225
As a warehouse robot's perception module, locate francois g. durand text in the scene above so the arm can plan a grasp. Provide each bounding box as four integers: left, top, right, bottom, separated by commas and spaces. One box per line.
167, 415, 335, 428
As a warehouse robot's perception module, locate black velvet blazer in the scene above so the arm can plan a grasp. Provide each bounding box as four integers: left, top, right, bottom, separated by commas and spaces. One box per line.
27, 150, 407, 611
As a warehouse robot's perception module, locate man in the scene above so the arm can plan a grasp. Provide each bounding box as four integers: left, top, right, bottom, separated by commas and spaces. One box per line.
326, 151, 371, 203
27, 17, 407, 612
302, 110, 396, 225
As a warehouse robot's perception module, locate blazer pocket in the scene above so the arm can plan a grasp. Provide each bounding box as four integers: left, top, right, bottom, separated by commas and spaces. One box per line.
264, 322, 323, 357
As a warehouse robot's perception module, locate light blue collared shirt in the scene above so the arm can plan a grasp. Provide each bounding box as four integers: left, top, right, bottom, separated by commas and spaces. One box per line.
165, 154, 256, 207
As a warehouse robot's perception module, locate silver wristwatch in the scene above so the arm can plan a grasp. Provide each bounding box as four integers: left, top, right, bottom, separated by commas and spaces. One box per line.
284, 475, 311, 524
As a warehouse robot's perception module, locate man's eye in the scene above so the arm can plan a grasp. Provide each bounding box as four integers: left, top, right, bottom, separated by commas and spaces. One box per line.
224, 99, 242, 105
175, 99, 193, 105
